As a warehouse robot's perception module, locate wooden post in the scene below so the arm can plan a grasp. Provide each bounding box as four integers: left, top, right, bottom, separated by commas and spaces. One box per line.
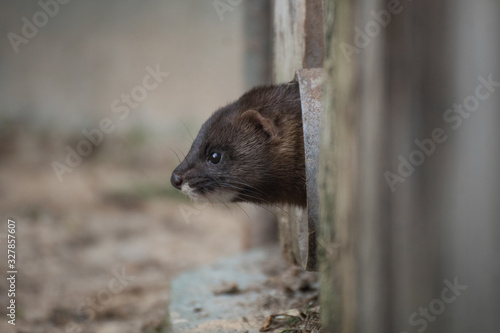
243, 0, 271, 88
272, 0, 324, 83
320, 0, 500, 332
272, 0, 325, 271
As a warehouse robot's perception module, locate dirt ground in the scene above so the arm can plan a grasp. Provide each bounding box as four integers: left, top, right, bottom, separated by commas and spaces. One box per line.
0, 134, 259, 333
0, 2, 279, 332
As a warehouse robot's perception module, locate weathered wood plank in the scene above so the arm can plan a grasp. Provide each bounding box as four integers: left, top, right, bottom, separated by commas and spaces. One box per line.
320, 0, 500, 332
272, 0, 325, 271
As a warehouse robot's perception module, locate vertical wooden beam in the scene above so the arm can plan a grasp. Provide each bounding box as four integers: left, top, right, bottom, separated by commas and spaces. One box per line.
441, 2, 500, 331
272, 0, 325, 271
320, 0, 500, 332
272, 0, 324, 82
243, 0, 271, 88
319, 0, 341, 327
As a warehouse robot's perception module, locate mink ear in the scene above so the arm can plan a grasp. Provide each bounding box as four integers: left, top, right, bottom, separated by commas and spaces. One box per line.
240, 109, 278, 139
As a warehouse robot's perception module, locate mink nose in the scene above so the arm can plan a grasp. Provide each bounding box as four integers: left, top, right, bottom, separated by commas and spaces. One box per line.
170, 172, 183, 190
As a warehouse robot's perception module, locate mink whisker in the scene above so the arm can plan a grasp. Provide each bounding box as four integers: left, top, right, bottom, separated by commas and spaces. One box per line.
168, 147, 182, 164
214, 181, 299, 223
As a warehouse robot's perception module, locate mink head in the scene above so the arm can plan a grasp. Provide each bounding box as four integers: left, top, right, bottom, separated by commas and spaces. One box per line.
170, 84, 307, 207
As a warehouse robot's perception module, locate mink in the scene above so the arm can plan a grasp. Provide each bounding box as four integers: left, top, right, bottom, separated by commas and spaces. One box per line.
170, 82, 306, 207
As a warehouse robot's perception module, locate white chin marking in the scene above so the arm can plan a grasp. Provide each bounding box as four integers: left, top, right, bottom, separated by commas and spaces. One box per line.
180, 183, 236, 203
181, 183, 199, 200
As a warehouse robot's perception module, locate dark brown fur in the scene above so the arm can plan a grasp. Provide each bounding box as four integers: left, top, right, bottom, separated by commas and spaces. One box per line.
171, 82, 306, 207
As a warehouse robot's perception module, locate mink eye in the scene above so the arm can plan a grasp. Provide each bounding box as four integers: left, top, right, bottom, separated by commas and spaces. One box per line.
208, 151, 222, 164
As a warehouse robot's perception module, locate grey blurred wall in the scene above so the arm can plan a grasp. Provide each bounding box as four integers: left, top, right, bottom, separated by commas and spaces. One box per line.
0, 0, 245, 141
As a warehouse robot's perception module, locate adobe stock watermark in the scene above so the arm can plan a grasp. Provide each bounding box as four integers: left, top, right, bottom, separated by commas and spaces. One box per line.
385, 74, 500, 192
51, 64, 169, 182
212, 0, 242, 22
401, 277, 467, 333
178, 201, 211, 225
7, 0, 72, 54
340, 0, 404, 63
317, 236, 340, 275
49, 266, 136, 333
76, 266, 136, 322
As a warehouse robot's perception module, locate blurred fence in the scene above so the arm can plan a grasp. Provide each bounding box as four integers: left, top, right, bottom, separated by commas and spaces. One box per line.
320, 0, 500, 332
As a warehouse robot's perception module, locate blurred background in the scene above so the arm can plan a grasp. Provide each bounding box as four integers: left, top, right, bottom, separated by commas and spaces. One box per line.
0, 1, 271, 332
3, 1, 500, 332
